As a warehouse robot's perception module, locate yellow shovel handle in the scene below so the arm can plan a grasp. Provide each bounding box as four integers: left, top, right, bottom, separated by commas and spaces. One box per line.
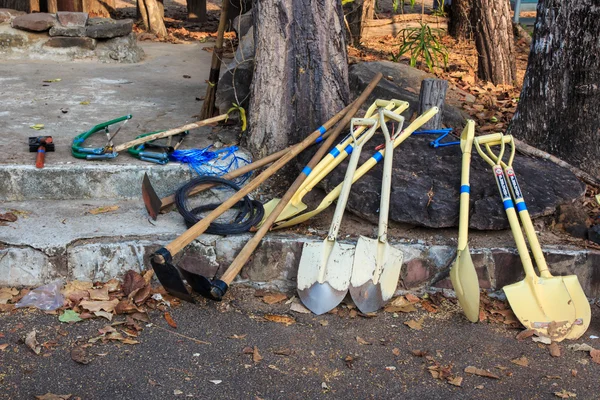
457, 120, 475, 251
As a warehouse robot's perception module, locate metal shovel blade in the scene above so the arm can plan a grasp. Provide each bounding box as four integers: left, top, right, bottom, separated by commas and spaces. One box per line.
349, 237, 404, 313
449, 247, 480, 322
504, 276, 578, 342
297, 240, 355, 315
142, 173, 162, 220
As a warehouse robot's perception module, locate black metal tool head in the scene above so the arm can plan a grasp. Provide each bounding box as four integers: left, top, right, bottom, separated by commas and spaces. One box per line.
178, 269, 228, 301
142, 173, 162, 220
29, 136, 55, 152
150, 247, 195, 303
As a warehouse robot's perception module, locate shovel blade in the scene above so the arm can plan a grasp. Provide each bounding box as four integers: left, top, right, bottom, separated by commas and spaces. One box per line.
504, 276, 579, 342
349, 237, 403, 313
449, 247, 480, 322
258, 198, 308, 227
142, 173, 162, 220
297, 240, 354, 315
561, 275, 591, 340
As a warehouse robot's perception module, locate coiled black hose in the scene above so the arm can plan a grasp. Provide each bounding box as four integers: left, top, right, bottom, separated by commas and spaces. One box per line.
174, 176, 264, 235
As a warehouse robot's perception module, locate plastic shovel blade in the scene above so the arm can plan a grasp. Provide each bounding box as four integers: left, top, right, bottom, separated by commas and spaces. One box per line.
142, 173, 162, 220
449, 247, 480, 322
559, 275, 591, 340
259, 198, 308, 227
297, 240, 355, 315
504, 276, 579, 342
349, 237, 404, 313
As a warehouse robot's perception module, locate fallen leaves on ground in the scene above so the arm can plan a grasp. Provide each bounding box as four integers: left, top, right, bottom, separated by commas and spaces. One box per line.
264, 314, 295, 326
554, 389, 577, 398
164, 312, 177, 328
80, 299, 119, 313
88, 287, 110, 301
25, 330, 41, 355
70, 346, 92, 365
59, 310, 82, 323
122, 270, 146, 296
0, 343, 9, 351
384, 296, 417, 313
511, 356, 529, 367
35, 394, 71, 400
549, 342, 562, 357
0, 213, 17, 223
356, 336, 372, 345
273, 348, 292, 356
464, 366, 500, 379
262, 293, 287, 305
252, 346, 263, 363
404, 317, 424, 330
516, 329, 535, 341
229, 334, 247, 339
447, 376, 463, 387
590, 349, 600, 364
88, 205, 118, 215
290, 302, 311, 314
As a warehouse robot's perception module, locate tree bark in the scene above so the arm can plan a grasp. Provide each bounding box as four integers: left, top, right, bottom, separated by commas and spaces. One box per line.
138, 0, 167, 38
248, 0, 350, 159
345, 0, 375, 46
187, 0, 207, 21
472, 0, 516, 85
449, 0, 472, 41
82, 0, 115, 17
418, 78, 448, 130
57, 0, 83, 11
507, 0, 600, 178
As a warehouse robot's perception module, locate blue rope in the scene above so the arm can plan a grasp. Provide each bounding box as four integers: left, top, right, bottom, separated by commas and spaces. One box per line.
170, 145, 252, 185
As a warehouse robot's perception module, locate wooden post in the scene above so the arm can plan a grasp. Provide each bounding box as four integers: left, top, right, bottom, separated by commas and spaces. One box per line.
187, 0, 207, 22
47, 0, 58, 13
417, 78, 448, 130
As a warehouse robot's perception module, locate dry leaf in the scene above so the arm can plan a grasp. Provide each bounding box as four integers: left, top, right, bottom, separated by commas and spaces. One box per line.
571, 369, 577, 377
404, 317, 424, 330
590, 349, 600, 364
131, 312, 150, 323
242, 346, 254, 354
554, 389, 577, 398
511, 356, 529, 367
229, 334, 247, 340
88, 205, 119, 215
0, 343, 9, 351
264, 314, 295, 326
104, 279, 120, 292
164, 312, 177, 328
421, 301, 438, 313
567, 343, 594, 352
290, 302, 311, 314
356, 336, 371, 345
70, 346, 91, 365
133, 285, 152, 305
62, 281, 93, 296
273, 348, 292, 356
115, 299, 139, 314
411, 349, 427, 357
35, 394, 72, 400
447, 376, 463, 387
80, 299, 119, 313
88, 287, 110, 301
320, 320, 329, 326
122, 270, 146, 296
392, 348, 401, 356
549, 342, 561, 357
252, 346, 263, 363
94, 311, 113, 321
262, 293, 287, 305
98, 325, 116, 335
515, 329, 535, 341
0, 292, 13, 304
142, 270, 154, 286
405, 293, 420, 303
384, 303, 417, 313
0, 213, 18, 222
532, 336, 552, 345
464, 366, 500, 379
25, 330, 41, 355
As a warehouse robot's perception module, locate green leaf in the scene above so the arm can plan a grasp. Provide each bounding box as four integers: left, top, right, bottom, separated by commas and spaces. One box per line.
43, 78, 61, 83
59, 309, 82, 323
30, 124, 45, 130
80, 100, 90, 105
226, 103, 248, 132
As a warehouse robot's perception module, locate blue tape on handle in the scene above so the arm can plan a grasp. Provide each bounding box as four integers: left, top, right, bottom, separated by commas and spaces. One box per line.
460, 185, 470, 194
301, 166, 312, 176
330, 148, 341, 158
318, 126, 326, 135
372, 152, 384, 163
344, 145, 353, 155
315, 136, 324, 144
516, 201, 527, 213
503, 199, 514, 210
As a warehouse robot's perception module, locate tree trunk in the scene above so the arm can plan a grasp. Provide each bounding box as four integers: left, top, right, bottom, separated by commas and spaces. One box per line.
449, 0, 472, 41
472, 0, 516, 85
345, 0, 375, 47
57, 0, 83, 11
248, 0, 350, 159
138, 0, 167, 38
418, 78, 448, 130
507, 0, 600, 178
82, 0, 115, 17
187, 0, 207, 21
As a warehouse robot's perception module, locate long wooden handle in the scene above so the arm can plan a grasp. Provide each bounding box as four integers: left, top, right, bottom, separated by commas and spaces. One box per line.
113, 114, 228, 153
219, 73, 384, 284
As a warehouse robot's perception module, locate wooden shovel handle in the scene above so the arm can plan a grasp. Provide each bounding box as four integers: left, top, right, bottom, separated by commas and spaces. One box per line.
219, 73, 384, 284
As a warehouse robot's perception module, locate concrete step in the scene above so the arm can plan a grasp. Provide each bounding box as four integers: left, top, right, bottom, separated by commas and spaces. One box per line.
1, 199, 599, 300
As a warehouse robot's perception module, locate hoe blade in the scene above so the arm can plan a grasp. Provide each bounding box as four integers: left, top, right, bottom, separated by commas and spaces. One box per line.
150, 249, 195, 303
142, 173, 162, 220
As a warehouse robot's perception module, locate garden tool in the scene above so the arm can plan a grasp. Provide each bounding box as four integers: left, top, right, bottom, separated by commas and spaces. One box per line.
413, 128, 460, 148
71, 115, 132, 160
29, 136, 54, 169
149, 74, 382, 301
274, 107, 440, 230
475, 134, 581, 342
349, 110, 405, 313
298, 118, 379, 315
127, 131, 188, 164
484, 135, 590, 341
260, 99, 409, 224
448, 120, 479, 322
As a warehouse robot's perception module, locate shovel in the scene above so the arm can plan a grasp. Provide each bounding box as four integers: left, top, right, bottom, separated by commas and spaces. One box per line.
297, 118, 379, 315
260, 99, 410, 224
150, 73, 383, 301
273, 107, 440, 230
448, 120, 479, 322
475, 135, 582, 342
483, 135, 590, 341
349, 109, 405, 313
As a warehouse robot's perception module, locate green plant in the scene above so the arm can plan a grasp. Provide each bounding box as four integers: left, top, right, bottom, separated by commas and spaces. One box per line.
432, 0, 447, 17
392, 23, 448, 72
392, 0, 416, 13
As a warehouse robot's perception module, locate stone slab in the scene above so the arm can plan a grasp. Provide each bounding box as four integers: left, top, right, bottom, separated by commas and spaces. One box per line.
44, 36, 96, 50
85, 18, 133, 39
56, 11, 88, 27
11, 13, 55, 32
49, 25, 86, 37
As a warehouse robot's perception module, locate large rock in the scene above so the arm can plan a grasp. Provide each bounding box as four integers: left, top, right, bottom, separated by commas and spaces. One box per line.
0, 8, 25, 23
85, 18, 133, 39
349, 61, 469, 128
44, 36, 96, 50
232, 9, 252, 38
56, 11, 88, 27
94, 33, 144, 63
11, 13, 55, 32
49, 25, 85, 37
321, 134, 586, 230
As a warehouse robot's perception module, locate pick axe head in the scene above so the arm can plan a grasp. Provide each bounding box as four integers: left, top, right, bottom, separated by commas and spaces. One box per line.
142, 173, 162, 220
